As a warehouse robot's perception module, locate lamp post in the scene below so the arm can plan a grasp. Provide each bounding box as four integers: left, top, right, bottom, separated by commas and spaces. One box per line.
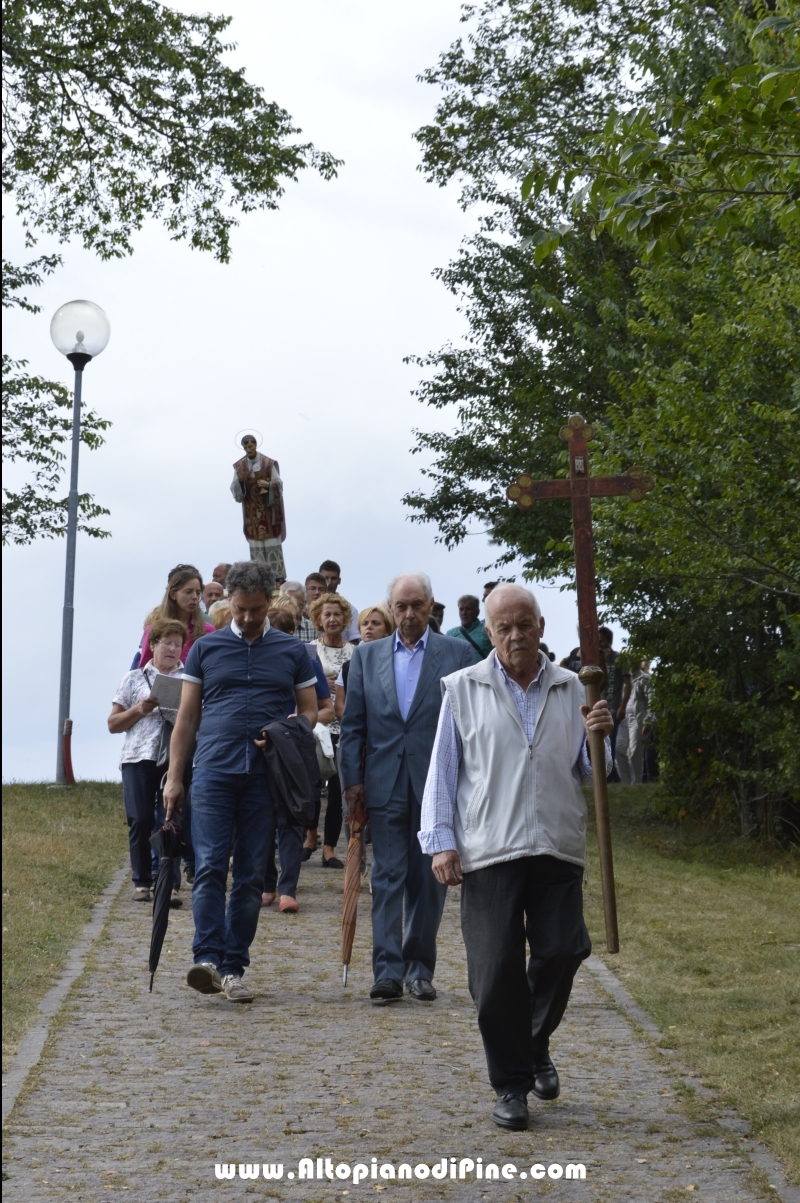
50, 300, 111, 785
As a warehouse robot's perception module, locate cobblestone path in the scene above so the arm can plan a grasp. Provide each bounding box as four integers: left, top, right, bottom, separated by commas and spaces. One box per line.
2, 855, 778, 1202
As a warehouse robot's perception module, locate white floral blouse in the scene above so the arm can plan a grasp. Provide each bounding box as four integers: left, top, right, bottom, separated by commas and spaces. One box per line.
112, 662, 183, 766
315, 640, 354, 736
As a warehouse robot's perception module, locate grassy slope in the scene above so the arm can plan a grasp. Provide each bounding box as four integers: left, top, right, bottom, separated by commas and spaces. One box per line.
584, 784, 800, 1183
1, 783, 128, 1071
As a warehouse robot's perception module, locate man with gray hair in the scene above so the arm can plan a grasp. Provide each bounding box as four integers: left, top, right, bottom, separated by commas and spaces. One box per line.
279, 580, 305, 610
280, 579, 305, 597
339, 573, 476, 1003
446, 593, 493, 659
212, 562, 232, 590
164, 560, 318, 1003
420, 584, 613, 1130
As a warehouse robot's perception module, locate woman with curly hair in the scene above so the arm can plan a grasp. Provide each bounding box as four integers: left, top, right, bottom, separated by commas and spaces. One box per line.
333, 604, 394, 721
139, 564, 214, 667
303, 592, 354, 867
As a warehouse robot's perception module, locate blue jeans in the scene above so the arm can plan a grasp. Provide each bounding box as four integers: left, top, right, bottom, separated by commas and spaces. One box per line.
368, 764, 447, 984
190, 771, 276, 977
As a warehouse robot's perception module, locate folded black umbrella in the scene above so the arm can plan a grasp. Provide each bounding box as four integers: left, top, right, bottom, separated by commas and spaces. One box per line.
147, 819, 190, 992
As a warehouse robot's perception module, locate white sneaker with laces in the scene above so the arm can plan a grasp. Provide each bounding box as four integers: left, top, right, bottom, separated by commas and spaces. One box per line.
186, 962, 223, 995
221, 974, 254, 1003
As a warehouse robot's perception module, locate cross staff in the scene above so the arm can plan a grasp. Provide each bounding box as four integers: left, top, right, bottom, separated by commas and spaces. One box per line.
507, 414, 653, 953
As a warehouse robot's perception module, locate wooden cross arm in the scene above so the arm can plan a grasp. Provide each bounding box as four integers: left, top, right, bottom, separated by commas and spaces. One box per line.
507, 476, 571, 507
507, 467, 654, 509
589, 468, 654, 502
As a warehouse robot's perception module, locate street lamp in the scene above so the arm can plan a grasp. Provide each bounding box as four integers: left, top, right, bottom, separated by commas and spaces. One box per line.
50, 300, 111, 785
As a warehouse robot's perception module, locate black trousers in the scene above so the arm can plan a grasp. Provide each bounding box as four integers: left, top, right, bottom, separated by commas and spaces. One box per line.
122, 760, 162, 887
263, 805, 305, 898
460, 854, 590, 1095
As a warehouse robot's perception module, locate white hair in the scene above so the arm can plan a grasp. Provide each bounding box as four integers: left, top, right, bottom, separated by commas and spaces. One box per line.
386, 573, 433, 603
280, 580, 306, 599
484, 583, 542, 625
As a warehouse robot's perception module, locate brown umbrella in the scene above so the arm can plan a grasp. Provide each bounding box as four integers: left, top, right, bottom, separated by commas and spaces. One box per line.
341, 811, 366, 986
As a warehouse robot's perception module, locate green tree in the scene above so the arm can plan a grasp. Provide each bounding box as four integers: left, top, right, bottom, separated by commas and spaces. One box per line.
407, 0, 800, 832
595, 219, 799, 833
2, 0, 340, 541
407, 0, 735, 563
2, 0, 340, 261
2, 255, 112, 545
526, 1, 799, 260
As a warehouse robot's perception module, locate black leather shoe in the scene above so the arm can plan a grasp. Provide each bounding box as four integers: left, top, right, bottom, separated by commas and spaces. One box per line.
532, 1056, 560, 1100
300, 847, 314, 862
406, 979, 437, 1001
369, 978, 403, 1003
322, 855, 344, 868
492, 1092, 529, 1130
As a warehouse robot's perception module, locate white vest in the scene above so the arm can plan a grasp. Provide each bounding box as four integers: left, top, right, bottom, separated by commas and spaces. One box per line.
443, 651, 589, 873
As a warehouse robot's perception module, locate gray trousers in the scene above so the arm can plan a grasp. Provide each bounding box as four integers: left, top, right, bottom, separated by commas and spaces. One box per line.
367, 762, 447, 984
616, 712, 643, 784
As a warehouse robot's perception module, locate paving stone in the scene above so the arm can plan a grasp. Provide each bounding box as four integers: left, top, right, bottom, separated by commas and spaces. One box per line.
2, 855, 775, 1202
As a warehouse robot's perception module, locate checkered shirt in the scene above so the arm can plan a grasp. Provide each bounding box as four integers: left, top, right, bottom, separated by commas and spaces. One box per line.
297, 616, 321, 643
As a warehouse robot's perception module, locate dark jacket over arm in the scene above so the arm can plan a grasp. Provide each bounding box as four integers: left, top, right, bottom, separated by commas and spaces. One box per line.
259, 716, 320, 828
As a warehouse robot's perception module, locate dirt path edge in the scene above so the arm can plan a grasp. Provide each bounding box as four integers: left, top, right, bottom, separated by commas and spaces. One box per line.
1, 859, 130, 1125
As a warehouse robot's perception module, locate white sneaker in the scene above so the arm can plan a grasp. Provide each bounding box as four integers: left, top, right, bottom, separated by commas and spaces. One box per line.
221, 974, 254, 1003
186, 962, 223, 995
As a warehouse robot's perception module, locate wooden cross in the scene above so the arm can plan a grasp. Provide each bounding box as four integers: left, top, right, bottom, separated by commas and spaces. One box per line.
507, 414, 653, 952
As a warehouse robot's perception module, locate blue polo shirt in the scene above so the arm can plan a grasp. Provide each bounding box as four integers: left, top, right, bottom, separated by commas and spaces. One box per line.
308, 658, 332, 708
281, 653, 330, 717
183, 620, 317, 775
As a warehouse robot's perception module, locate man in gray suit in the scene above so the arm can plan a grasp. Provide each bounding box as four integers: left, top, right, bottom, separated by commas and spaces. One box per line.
339, 573, 475, 1003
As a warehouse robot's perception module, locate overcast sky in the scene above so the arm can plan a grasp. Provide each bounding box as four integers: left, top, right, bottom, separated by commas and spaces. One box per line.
2, 0, 625, 782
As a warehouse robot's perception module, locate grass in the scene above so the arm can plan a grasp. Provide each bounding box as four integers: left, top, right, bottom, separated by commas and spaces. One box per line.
1, 782, 128, 1071
583, 784, 800, 1184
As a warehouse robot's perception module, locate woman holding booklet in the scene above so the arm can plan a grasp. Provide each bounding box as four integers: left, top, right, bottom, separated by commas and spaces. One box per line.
109, 617, 190, 904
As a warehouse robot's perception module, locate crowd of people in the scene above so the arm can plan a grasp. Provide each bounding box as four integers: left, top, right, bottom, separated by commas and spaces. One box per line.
108, 557, 656, 1131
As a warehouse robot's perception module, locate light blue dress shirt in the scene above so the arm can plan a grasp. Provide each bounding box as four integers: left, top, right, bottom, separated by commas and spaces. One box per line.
393, 626, 430, 721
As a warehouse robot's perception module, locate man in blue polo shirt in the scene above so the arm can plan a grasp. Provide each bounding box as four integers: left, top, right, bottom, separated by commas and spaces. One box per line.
164, 560, 317, 1003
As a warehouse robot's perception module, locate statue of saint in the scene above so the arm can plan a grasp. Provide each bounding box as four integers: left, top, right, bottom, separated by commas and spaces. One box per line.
230, 434, 287, 579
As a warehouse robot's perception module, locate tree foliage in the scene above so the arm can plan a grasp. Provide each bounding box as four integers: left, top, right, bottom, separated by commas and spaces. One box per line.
525, 0, 800, 260
2, 255, 111, 544
2, 0, 341, 261
408, 0, 800, 833
2, 0, 339, 543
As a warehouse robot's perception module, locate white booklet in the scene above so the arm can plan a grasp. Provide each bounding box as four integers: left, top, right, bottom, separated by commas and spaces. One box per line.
148, 673, 184, 710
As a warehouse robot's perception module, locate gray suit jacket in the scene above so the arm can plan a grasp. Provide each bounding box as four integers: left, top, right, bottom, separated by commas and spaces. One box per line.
339, 632, 476, 809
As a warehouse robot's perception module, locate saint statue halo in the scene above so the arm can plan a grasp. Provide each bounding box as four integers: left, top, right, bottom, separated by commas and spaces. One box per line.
234, 427, 263, 450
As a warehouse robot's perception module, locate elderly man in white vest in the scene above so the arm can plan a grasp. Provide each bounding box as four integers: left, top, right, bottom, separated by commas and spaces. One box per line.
419, 584, 613, 1132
